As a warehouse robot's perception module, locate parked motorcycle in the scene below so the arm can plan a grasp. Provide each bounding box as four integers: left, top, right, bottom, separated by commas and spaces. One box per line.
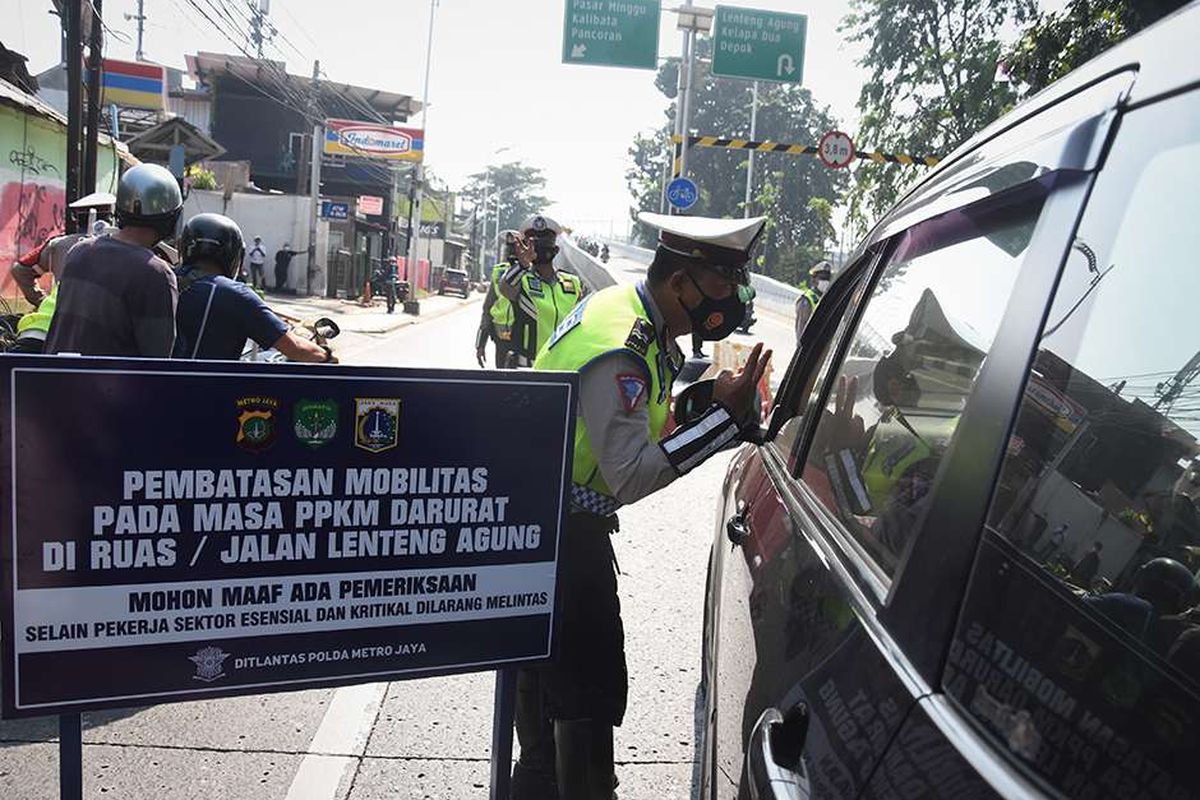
600, 244, 610, 263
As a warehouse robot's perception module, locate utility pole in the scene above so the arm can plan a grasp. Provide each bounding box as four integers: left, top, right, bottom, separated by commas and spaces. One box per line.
64, 0, 84, 229
406, 0, 437, 292
477, 175, 490, 272
125, 0, 146, 61
306, 59, 322, 295
83, 0, 104, 195
743, 81, 758, 218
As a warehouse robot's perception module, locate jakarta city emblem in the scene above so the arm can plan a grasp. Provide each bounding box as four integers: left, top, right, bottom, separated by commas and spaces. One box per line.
355, 398, 401, 453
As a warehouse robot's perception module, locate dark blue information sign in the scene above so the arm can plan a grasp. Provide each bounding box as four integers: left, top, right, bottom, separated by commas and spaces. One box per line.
0, 357, 576, 718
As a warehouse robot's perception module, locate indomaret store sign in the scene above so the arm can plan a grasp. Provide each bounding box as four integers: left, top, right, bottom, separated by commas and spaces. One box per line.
0, 358, 576, 717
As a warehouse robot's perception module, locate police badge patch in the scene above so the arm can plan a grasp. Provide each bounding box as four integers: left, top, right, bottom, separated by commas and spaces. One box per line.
294, 399, 337, 448
624, 319, 655, 356
235, 396, 279, 452
355, 398, 401, 453
189, 645, 230, 682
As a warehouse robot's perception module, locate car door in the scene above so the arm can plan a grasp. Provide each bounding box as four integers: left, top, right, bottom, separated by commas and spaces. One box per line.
882, 85, 1200, 800
705, 158, 1094, 797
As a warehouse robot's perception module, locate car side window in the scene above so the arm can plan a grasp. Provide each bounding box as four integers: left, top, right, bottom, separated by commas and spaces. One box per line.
946, 92, 1200, 798
768, 270, 870, 470
798, 190, 1047, 580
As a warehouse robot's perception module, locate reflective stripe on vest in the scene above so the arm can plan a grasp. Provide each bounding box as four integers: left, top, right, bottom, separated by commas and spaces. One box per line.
534, 283, 672, 504
17, 283, 58, 337
488, 263, 514, 334
518, 270, 584, 359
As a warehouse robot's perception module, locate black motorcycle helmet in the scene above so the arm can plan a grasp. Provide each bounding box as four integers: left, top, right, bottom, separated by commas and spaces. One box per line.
179, 213, 245, 278
1132, 557, 1197, 615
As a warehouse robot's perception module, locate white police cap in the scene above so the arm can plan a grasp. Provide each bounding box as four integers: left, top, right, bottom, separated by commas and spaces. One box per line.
638, 211, 766, 283
519, 214, 562, 237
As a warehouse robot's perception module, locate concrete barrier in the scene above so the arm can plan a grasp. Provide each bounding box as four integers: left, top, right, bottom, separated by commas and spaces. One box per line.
557, 236, 617, 292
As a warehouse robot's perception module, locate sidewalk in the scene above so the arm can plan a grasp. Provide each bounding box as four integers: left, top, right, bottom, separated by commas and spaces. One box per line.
261, 290, 482, 335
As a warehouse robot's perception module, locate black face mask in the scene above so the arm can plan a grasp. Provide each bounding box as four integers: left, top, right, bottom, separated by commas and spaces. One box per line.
681, 271, 754, 341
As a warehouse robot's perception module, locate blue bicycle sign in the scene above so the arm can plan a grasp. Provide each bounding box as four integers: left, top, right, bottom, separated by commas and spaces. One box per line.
667, 177, 699, 210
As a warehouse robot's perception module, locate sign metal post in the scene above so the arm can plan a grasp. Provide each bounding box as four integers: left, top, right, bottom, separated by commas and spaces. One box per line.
59, 713, 82, 800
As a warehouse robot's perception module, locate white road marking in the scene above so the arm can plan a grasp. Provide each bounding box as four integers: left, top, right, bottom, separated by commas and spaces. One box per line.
284, 681, 389, 800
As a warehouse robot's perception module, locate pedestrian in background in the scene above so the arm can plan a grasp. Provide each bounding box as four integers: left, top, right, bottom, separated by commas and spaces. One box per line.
274, 243, 305, 292
247, 235, 267, 288
45, 164, 182, 358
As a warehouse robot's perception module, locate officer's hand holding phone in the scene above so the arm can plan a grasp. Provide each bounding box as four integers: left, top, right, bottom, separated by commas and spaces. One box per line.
713, 342, 772, 420
512, 234, 536, 268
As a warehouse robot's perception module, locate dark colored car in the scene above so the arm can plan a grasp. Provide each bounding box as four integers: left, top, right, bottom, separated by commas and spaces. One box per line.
439, 268, 471, 298
701, 8, 1200, 799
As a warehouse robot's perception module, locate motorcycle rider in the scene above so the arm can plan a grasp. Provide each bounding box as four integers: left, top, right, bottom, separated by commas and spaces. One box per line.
476, 230, 519, 368
173, 213, 334, 363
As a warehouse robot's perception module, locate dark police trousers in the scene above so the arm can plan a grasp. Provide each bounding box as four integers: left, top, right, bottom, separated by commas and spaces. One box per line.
513, 511, 625, 800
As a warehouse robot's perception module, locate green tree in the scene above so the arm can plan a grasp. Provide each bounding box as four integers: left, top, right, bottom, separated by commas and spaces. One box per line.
841, 0, 1037, 227
626, 40, 848, 284
460, 162, 552, 264
1004, 0, 1188, 97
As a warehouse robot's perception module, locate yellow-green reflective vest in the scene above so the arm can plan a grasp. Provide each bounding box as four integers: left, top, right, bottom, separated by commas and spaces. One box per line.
861, 411, 956, 511
518, 270, 584, 358
535, 283, 672, 500
17, 283, 58, 337
798, 285, 820, 312
488, 263, 514, 340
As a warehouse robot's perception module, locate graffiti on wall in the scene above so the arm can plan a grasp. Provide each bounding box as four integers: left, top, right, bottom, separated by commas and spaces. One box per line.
9, 147, 60, 178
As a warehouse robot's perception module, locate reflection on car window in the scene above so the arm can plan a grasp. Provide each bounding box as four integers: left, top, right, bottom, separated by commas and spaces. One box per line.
990, 121, 1200, 680
800, 194, 1045, 579
769, 275, 868, 470
951, 95, 1200, 799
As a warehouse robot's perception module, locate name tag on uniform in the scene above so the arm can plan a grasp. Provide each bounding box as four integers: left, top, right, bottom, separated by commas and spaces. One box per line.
526, 276, 544, 297
545, 299, 589, 350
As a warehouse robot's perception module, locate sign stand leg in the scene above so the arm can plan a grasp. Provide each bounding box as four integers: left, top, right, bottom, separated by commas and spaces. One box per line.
58, 713, 83, 800
489, 667, 519, 800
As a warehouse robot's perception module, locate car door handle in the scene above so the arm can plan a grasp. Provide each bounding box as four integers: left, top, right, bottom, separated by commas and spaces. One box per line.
747, 705, 810, 800
726, 510, 749, 546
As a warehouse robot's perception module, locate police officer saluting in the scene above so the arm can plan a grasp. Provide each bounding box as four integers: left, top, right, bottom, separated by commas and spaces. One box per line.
498, 214, 585, 368
173, 213, 334, 363
520, 211, 771, 798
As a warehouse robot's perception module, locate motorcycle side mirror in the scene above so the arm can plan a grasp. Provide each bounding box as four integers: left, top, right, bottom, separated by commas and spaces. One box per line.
675, 379, 716, 427
313, 317, 340, 340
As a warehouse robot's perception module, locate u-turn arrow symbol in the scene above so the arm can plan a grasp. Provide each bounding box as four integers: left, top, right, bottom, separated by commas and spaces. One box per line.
777, 54, 795, 77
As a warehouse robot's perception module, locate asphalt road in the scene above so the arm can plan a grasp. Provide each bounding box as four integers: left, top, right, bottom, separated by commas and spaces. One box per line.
0, 291, 738, 799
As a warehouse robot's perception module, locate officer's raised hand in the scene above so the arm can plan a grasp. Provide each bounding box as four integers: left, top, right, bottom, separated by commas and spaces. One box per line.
713, 342, 772, 421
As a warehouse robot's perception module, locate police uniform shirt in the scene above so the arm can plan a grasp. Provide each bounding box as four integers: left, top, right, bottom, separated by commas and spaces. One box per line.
577, 285, 739, 506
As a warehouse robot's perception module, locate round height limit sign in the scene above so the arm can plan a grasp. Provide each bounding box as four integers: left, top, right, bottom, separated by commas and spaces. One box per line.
818, 131, 855, 169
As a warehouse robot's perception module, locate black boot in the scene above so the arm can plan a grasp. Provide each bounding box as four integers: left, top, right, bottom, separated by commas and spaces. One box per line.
553, 719, 615, 800
512, 669, 557, 800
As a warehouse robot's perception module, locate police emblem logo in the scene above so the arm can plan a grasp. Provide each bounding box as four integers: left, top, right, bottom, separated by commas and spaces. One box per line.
294, 399, 337, 448
531, 215, 547, 232
189, 645, 230, 682
355, 398, 401, 453
704, 311, 725, 331
235, 397, 279, 452
616, 374, 647, 413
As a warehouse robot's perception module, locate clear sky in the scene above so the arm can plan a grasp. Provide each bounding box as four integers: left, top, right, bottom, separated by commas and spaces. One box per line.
11, 0, 870, 235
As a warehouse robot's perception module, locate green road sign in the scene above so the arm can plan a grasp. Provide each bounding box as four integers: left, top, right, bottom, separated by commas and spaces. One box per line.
562, 0, 660, 70
712, 6, 807, 84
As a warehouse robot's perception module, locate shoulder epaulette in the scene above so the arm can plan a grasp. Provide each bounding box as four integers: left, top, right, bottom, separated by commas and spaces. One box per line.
624, 318, 655, 356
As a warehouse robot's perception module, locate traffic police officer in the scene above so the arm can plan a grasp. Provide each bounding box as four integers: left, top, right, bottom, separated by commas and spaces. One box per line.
519, 211, 772, 799
476, 230, 519, 368
8, 192, 117, 353
498, 214, 585, 367
794, 260, 831, 346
